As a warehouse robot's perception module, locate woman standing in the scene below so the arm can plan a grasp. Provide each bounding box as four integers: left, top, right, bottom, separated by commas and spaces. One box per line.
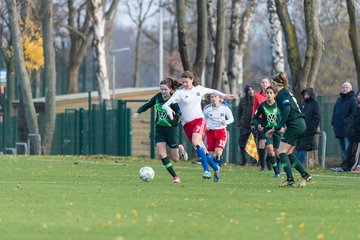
266, 72, 311, 187
162, 71, 236, 183
252, 77, 271, 171
253, 86, 282, 178
133, 77, 186, 184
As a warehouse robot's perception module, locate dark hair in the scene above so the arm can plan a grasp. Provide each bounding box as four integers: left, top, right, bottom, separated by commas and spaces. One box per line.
265, 86, 276, 93
181, 70, 199, 86
160, 76, 182, 90
272, 72, 288, 88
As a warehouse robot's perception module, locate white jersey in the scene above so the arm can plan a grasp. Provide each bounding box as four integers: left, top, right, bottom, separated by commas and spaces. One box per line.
203, 103, 234, 130
162, 85, 226, 125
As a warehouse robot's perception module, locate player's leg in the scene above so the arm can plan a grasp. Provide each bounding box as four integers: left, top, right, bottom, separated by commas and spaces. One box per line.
278, 141, 295, 186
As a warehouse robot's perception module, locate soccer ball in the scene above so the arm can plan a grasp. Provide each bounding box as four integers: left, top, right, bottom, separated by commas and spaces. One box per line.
139, 166, 155, 182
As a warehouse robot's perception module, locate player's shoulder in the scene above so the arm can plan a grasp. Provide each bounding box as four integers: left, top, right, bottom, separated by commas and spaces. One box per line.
203, 103, 212, 111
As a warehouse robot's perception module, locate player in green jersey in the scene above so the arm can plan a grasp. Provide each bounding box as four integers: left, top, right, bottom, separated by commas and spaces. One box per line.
133, 77, 187, 183
266, 72, 312, 187
252, 86, 282, 178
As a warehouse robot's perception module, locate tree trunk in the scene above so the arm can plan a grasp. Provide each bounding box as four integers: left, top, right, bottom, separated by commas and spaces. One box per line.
6, 0, 40, 153
267, 0, 284, 74
212, 0, 225, 90
205, 0, 216, 87
133, 23, 142, 88
303, 0, 324, 88
67, 0, 92, 93
227, 0, 257, 95
176, 0, 193, 72
192, 0, 208, 81
41, 0, 57, 154
90, 0, 111, 102
275, 0, 303, 96
346, 0, 360, 87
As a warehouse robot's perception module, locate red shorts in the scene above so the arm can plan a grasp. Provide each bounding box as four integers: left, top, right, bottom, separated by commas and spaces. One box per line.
206, 128, 227, 151
183, 118, 207, 140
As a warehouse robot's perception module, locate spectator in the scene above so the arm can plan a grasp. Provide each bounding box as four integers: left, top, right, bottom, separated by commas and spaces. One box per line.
331, 82, 357, 163
331, 90, 360, 172
237, 84, 255, 166
296, 88, 321, 167
252, 77, 271, 171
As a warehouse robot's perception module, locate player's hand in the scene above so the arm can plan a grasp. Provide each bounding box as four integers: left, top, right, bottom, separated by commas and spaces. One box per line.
266, 128, 275, 138
132, 113, 140, 119
225, 94, 237, 100
278, 127, 285, 134
251, 126, 255, 131
258, 124, 264, 131
222, 119, 227, 126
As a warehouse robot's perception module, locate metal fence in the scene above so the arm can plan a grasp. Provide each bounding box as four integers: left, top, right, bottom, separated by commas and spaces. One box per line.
0, 95, 341, 164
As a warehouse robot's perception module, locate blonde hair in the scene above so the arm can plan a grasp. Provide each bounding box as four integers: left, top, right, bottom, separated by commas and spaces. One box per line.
272, 72, 288, 88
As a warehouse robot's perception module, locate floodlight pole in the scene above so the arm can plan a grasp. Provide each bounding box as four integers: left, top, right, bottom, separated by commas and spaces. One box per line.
159, 0, 164, 82
109, 47, 130, 102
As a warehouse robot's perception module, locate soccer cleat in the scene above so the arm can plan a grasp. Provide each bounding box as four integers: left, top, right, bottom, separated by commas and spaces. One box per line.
279, 179, 295, 187
172, 176, 181, 183
202, 171, 212, 179
259, 168, 265, 172
214, 167, 220, 183
274, 173, 280, 178
299, 175, 312, 188
179, 145, 188, 161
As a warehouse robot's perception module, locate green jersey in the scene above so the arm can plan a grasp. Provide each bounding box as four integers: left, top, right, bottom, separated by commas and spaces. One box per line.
252, 101, 281, 131
136, 92, 180, 127
275, 88, 305, 131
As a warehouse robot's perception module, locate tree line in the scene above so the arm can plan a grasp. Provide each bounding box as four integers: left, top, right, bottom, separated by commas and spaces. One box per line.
0, 0, 359, 154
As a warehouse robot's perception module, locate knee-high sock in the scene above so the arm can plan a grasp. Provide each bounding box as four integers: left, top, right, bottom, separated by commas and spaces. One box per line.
279, 153, 293, 180
258, 148, 266, 169
206, 154, 219, 171
161, 156, 176, 177
269, 155, 278, 174
288, 153, 308, 177
195, 146, 210, 172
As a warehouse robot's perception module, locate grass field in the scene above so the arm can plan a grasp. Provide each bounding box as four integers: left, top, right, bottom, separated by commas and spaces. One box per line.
1, 155, 360, 240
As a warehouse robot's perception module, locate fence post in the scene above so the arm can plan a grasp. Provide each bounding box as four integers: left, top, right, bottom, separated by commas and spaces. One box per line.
117, 100, 125, 156
79, 108, 84, 155
320, 131, 327, 169
150, 107, 155, 159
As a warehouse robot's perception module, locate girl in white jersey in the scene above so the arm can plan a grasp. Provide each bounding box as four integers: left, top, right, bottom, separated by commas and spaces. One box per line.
203, 95, 234, 167
162, 71, 236, 182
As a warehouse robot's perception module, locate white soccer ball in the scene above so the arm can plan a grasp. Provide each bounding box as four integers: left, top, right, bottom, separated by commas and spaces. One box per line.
139, 166, 155, 182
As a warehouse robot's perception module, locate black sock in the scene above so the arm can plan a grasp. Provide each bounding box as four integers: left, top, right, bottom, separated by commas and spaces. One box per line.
161, 156, 176, 177
259, 148, 266, 169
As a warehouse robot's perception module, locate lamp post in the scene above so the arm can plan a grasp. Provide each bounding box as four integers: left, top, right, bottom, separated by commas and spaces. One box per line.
109, 47, 130, 102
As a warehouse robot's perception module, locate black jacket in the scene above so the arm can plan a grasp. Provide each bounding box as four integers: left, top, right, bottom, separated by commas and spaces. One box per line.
349, 105, 360, 142
237, 85, 254, 130
332, 91, 357, 138
297, 88, 321, 151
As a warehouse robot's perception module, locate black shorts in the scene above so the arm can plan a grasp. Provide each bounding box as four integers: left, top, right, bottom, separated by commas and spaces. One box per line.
282, 118, 306, 146
155, 126, 179, 148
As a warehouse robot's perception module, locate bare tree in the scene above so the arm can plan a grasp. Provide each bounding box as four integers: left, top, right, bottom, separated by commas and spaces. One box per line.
176, 0, 208, 81
89, 0, 119, 102
211, 0, 225, 90
227, 0, 258, 95
267, 0, 284, 74
346, 0, 360, 87
275, 0, 324, 97
6, 0, 40, 153
205, 0, 216, 87
126, 0, 156, 87
65, 0, 93, 93
41, 0, 56, 154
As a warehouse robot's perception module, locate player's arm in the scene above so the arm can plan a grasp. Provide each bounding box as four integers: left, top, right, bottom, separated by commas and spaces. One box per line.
274, 103, 290, 131
224, 106, 234, 125
252, 93, 259, 117
133, 94, 157, 119
162, 92, 180, 120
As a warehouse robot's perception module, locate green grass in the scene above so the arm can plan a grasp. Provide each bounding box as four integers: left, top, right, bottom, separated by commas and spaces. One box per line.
1, 155, 360, 240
